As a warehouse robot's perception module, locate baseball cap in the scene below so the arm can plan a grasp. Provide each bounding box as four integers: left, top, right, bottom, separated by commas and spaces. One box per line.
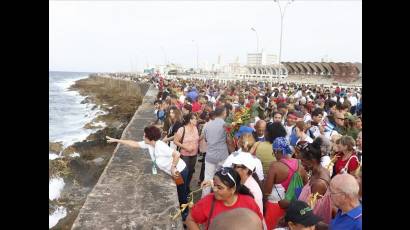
285, 200, 322, 227
231, 152, 257, 171
234, 125, 254, 138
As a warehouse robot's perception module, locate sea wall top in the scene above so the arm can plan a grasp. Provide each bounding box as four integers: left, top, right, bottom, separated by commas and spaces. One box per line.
71, 81, 183, 230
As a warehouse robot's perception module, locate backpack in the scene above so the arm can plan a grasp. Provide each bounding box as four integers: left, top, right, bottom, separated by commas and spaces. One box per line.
284, 160, 304, 201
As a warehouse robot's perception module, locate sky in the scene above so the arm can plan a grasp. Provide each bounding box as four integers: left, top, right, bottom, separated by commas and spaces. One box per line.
49, 1, 362, 72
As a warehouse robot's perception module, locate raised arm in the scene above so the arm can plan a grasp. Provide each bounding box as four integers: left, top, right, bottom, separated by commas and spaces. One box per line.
162, 135, 174, 143
170, 149, 182, 176
106, 136, 141, 148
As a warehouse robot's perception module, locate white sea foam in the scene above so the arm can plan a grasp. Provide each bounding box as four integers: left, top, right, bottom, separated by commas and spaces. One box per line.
49, 206, 67, 228
91, 121, 107, 128
49, 177, 65, 201
49, 73, 108, 148
49, 153, 61, 160
70, 152, 80, 158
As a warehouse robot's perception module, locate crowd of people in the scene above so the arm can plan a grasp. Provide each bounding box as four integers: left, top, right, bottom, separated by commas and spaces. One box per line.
107, 75, 362, 230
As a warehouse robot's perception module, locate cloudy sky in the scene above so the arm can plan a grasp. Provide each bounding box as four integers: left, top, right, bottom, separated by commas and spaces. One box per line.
49, 1, 362, 72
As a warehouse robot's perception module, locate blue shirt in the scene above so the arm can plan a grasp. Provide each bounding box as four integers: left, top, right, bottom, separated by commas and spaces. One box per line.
331, 204, 362, 230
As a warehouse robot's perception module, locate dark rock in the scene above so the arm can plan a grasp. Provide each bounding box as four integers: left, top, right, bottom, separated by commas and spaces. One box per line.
49, 141, 64, 154
69, 158, 104, 187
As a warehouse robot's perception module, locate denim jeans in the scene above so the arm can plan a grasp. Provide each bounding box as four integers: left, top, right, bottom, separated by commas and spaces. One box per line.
180, 155, 197, 190
176, 167, 189, 221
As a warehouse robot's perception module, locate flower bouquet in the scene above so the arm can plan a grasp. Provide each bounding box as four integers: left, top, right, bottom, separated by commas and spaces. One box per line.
225, 107, 252, 138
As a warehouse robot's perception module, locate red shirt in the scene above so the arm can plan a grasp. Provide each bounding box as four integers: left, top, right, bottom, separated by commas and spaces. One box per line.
190, 193, 263, 230
334, 152, 359, 174
192, 101, 202, 113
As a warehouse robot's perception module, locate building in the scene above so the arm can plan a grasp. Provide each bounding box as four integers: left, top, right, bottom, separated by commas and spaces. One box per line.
247, 52, 277, 66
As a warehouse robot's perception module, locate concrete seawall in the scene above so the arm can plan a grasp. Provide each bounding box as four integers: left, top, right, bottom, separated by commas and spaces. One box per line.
72, 82, 183, 230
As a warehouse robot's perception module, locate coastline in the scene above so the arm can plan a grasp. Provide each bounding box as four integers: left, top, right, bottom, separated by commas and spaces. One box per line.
49, 76, 148, 229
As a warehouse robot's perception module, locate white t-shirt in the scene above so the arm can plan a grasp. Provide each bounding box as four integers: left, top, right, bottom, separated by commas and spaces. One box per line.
321, 155, 331, 169
138, 140, 186, 175
179, 95, 186, 104
348, 96, 358, 107
308, 126, 321, 139
323, 111, 328, 121
296, 136, 313, 144
223, 150, 264, 181
303, 113, 312, 123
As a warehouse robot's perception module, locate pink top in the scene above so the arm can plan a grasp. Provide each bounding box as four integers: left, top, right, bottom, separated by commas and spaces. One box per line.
279, 158, 299, 191
176, 126, 199, 156
298, 180, 332, 224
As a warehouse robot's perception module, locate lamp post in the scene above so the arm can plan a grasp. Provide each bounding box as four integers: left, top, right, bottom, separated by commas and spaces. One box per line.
250, 27, 259, 53
192, 40, 199, 71
274, 0, 293, 81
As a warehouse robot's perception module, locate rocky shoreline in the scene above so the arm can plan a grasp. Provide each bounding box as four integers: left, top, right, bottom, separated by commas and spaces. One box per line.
49, 76, 148, 229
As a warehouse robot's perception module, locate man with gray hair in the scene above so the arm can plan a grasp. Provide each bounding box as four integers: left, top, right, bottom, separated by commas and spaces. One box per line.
330, 174, 362, 230
208, 208, 263, 230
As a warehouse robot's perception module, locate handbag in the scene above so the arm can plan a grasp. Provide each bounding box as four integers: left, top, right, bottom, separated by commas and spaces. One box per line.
173, 171, 184, 186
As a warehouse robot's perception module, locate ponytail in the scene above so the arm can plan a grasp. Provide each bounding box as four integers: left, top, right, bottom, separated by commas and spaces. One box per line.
237, 184, 254, 198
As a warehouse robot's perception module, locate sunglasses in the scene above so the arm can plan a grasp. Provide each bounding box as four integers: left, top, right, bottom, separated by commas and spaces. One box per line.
218, 167, 237, 188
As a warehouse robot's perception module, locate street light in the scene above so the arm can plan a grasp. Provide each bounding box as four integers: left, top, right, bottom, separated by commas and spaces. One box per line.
250, 27, 259, 53
192, 40, 199, 70
274, 0, 293, 80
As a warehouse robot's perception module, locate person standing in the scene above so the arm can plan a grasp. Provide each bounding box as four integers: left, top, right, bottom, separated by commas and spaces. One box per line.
105, 126, 189, 220
202, 107, 230, 197
329, 174, 362, 230
174, 113, 200, 190
298, 138, 333, 224
186, 168, 263, 230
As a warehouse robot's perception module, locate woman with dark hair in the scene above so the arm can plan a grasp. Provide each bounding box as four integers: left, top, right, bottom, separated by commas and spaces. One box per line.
174, 113, 200, 189
105, 125, 189, 220
263, 137, 308, 230
298, 137, 333, 224
266, 121, 287, 143
162, 106, 183, 149
186, 167, 263, 230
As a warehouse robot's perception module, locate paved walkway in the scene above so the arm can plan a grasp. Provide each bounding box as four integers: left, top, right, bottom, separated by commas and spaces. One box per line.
72, 84, 183, 230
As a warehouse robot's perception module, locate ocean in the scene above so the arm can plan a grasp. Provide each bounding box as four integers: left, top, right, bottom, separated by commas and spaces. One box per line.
49, 71, 105, 228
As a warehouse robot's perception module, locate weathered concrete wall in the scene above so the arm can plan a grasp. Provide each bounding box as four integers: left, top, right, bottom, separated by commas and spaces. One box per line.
72, 83, 183, 230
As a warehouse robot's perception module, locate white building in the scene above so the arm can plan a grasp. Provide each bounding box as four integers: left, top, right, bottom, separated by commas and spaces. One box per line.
247, 52, 277, 66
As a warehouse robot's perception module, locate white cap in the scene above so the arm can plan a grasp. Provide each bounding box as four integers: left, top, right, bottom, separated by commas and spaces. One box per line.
231, 152, 257, 171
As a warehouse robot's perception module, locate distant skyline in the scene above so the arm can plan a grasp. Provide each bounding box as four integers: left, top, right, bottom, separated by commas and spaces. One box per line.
50, 1, 362, 72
